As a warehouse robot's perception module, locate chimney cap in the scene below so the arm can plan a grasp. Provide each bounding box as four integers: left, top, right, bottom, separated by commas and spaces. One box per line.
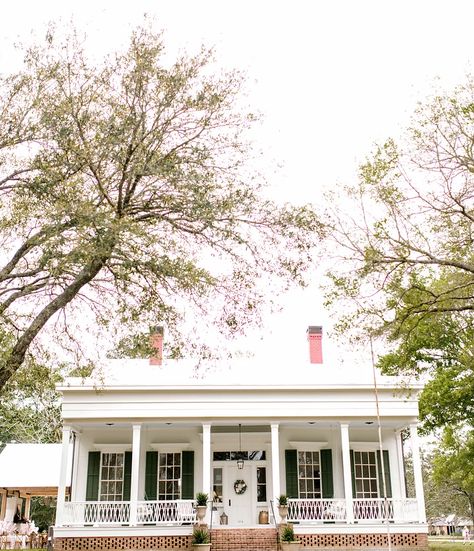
150, 326, 164, 335
307, 326, 322, 334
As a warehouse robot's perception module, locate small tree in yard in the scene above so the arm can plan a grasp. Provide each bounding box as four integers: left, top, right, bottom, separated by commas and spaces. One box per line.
0, 26, 321, 390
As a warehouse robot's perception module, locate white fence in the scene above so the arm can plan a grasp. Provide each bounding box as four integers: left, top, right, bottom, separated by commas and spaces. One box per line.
288, 499, 347, 522
63, 501, 131, 526
353, 498, 418, 522
62, 500, 196, 526
136, 500, 196, 525
288, 498, 419, 523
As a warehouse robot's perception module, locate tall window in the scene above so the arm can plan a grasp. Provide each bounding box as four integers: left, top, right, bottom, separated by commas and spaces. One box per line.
257, 467, 267, 502
353, 451, 378, 498
100, 453, 124, 501
158, 452, 181, 500
213, 468, 223, 503
298, 451, 321, 499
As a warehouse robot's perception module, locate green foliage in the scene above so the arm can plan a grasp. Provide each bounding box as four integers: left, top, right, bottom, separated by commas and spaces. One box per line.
277, 494, 288, 506
30, 497, 56, 532
431, 428, 474, 524
280, 524, 296, 542
405, 451, 469, 519
0, 358, 64, 444
324, 75, 474, 431
0, 24, 321, 389
195, 492, 208, 506
191, 527, 210, 544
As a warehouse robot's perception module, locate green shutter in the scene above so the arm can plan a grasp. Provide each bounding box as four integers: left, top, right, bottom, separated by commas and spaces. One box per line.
123, 451, 132, 501
376, 450, 392, 498
349, 450, 356, 497
285, 449, 298, 498
320, 449, 334, 498
181, 451, 194, 499
86, 451, 100, 501
145, 451, 158, 500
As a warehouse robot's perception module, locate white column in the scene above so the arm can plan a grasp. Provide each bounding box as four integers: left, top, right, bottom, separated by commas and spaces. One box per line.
56, 426, 71, 527
202, 424, 211, 496
271, 423, 281, 518
340, 423, 354, 523
0, 490, 6, 520
129, 424, 142, 526
410, 424, 426, 523
395, 430, 406, 498
24, 496, 31, 520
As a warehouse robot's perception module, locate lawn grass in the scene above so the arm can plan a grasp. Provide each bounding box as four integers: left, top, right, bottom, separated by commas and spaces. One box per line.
430, 542, 474, 551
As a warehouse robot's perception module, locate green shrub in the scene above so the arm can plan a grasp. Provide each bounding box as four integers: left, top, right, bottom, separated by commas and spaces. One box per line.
281, 524, 296, 542
277, 494, 288, 506
192, 527, 211, 544
195, 492, 208, 506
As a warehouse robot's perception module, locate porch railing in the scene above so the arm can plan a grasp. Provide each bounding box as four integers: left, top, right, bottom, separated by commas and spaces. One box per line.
288, 498, 419, 523
62, 500, 196, 526
136, 500, 196, 525
353, 498, 418, 522
63, 501, 131, 525
288, 498, 347, 522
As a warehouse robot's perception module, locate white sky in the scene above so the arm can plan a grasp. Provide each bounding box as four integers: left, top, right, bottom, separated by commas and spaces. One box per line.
1, 0, 474, 367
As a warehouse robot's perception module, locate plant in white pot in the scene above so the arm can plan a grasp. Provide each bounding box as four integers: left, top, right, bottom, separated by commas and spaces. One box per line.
280, 523, 299, 551
195, 492, 208, 524
192, 526, 211, 551
277, 494, 289, 523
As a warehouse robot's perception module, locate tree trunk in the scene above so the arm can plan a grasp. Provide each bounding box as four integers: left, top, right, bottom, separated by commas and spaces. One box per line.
0, 248, 112, 390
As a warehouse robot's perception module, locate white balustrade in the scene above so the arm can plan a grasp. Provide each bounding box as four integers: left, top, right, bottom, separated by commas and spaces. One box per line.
63, 500, 195, 526
353, 498, 418, 522
287, 498, 418, 524
63, 502, 130, 525
288, 499, 347, 522
136, 500, 196, 525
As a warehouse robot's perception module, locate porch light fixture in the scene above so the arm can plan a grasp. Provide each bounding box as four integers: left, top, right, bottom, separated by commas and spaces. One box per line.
237, 424, 244, 470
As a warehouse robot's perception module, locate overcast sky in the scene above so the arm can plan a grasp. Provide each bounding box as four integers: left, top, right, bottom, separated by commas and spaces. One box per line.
2, 0, 474, 366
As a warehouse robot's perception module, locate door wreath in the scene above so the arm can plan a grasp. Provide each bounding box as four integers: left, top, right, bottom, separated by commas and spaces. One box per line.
233, 479, 247, 495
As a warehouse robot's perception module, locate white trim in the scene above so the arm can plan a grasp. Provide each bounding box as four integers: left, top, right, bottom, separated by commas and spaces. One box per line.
150, 443, 190, 451
288, 441, 328, 450
93, 444, 132, 453
294, 523, 428, 535
350, 442, 380, 451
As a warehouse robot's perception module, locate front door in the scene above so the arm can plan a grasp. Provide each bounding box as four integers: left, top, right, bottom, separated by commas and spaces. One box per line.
225, 463, 253, 526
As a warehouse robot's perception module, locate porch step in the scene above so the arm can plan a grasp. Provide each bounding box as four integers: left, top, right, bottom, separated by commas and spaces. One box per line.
210, 527, 278, 551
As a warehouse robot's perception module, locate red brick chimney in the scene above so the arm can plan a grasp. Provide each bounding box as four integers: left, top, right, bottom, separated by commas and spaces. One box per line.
307, 326, 323, 364
149, 326, 164, 366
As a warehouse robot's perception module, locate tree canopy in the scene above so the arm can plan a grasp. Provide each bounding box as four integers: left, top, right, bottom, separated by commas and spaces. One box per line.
432, 428, 474, 524
0, 27, 321, 389
324, 77, 474, 430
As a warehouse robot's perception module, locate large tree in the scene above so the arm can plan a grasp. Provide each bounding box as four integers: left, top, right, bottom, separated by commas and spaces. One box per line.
324, 77, 474, 430
431, 428, 474, 525
0, 27, 321, 389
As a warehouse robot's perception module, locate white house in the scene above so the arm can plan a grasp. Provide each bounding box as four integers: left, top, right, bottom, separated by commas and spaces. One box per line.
53, 327, 428, 551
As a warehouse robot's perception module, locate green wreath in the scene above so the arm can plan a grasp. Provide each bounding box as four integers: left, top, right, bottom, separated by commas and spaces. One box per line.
233, 479, 247, 495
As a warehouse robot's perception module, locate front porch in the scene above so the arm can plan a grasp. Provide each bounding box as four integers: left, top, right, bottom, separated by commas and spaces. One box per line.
60, 497, 420, 527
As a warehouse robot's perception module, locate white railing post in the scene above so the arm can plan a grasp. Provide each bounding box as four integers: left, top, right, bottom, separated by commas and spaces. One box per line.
55, 426, 71, 527
271, 423, 281, 519
340, 423, 354, 523
129, 424, 142, 526
409, 424, 426, 523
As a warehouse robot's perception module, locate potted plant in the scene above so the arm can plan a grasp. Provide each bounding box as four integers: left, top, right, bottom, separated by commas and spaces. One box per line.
192, 526, 211, 551
280, 523, 299, 551
195, 492, 209, 524
277, 494, 289, 523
